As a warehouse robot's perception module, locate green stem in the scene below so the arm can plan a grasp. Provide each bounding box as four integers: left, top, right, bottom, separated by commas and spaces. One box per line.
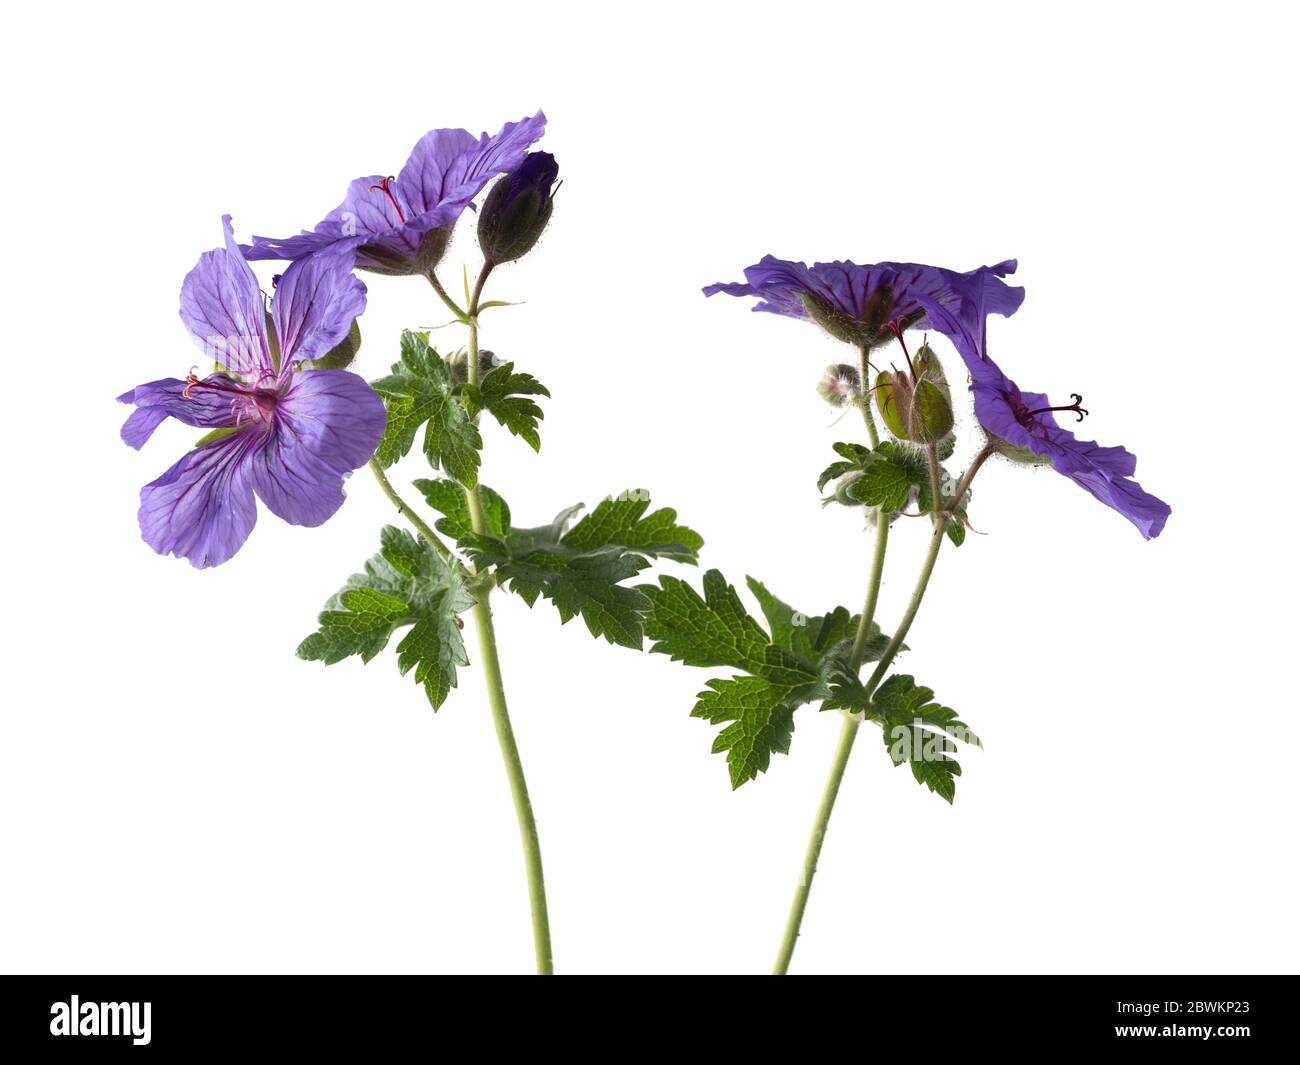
849, 516, 890, 668
857, 343, 880, 447
469, 589, 554, 974
773, 516, 948, 975
774, 511, 889, 975
926, 442, 943, 519
456, 264, 553, 975
368, 457, 451, 560
772, 710, 861, 975
426, 272, 468, 321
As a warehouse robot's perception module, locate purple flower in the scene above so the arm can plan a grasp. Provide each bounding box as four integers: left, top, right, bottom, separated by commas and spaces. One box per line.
969, 357, 1170, 539
703, 256, 1024, 370
119, 216, 386, 568
245, 111, 546, 275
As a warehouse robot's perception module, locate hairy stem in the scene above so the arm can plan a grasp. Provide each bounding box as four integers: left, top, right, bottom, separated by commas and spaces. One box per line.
426, 273, 468, 321
455, 264, 554, 974
926, 442, 943, 520
857, 343, 881, 448
368, 458, 451, 560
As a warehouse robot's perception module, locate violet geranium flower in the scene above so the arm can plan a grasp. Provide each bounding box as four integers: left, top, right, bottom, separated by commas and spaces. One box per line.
969, 357, 1171, 539
118, 217, 386, 568
245, 111, 546, 275
703, 256, 1024, 370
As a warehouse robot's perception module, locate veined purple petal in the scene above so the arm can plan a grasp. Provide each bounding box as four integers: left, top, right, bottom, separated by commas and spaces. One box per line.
397, 111, 547, 218
138, 431, 259, 568
117, 376, 239, 449
179, 216, 275, 378
247, 369, 386, 526
272, 251, 367, 372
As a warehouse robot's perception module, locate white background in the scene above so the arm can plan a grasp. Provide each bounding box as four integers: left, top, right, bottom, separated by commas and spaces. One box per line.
2, 0, 1297, 975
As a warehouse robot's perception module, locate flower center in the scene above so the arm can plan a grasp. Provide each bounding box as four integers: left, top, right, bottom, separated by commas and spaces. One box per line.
183, 368, 281, 429
368, 176, 406, 224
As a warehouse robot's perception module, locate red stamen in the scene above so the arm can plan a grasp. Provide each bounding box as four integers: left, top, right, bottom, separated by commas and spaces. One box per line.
182, 369, 247, 401
369, 176, 406, 224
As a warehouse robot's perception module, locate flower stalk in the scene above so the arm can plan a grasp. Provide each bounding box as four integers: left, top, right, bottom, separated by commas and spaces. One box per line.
451, 264, 555, 975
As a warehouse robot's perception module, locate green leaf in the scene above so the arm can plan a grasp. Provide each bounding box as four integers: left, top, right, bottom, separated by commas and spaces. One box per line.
462, 362, 550, 451
563, 492, 703, 562
297, 525, 475, 710
462, 491, 700, 649
823, 440, 969, 527
693, 677, 797, 788
643, 570, 882, 788
413, 477, 511, 539
871, 674, 980, 803
846, 441, 928, 511
642, 570, 771, 672
817, 442, 874, 492
547, 552, 652, 648
371, 331, 482, 486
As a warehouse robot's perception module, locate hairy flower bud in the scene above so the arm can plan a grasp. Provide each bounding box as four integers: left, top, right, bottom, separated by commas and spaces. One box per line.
875, 345, 955, 445
446, 347, 501, 386
816, 363, 861, 407
477, 152, 559, 266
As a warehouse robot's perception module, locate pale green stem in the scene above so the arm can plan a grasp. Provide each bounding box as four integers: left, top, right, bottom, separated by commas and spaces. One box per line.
926, 442, 943, 518
774, 511, 889, 974
773, 511, 951, 974
452, 265, 553, 975
368, 457, 451, 560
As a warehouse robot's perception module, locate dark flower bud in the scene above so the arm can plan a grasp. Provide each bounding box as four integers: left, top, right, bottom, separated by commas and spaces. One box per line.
816, 363, 861, 407
477, 152, 558, 266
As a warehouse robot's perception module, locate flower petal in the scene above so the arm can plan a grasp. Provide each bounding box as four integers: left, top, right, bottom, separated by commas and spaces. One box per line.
179, 216, 275, 378
272, 251, 367, 372
138, 432, 259, 568
247, 369, 386, 527
1066, 466, 1171, 540
116, 376, 239, 449
396, 111, 547, 221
